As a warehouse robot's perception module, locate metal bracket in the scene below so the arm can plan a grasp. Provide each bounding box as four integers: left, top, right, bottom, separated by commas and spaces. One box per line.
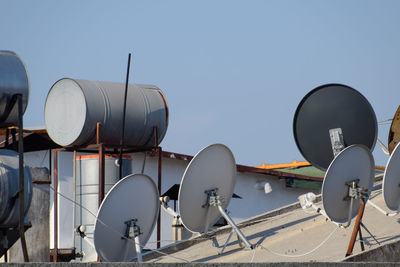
202, 188, 221, 208
329, 128, 345, 157
123, 219, 142, 239
343, 179, 368, 201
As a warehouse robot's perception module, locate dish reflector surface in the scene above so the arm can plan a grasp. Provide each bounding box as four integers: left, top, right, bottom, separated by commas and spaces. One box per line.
93, 174, 159, 262
388, 105, 400, 154
383, 142, 400, 211
293, 83, 377, 170
322, 144, 374, 223
178, 144, 236, 233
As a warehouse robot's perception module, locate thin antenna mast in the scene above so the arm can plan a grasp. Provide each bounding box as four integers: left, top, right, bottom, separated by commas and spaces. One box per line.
119, 53, 132, 180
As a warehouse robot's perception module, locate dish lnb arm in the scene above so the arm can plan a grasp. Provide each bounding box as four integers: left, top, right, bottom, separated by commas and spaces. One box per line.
160, 196, 180, 219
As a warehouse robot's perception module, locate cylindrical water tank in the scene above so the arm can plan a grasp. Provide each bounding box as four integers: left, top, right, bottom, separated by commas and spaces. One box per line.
0, 51, 29, 127
74, 154, 132, 262
0, 149, 32, 225
44, 78, 168, 147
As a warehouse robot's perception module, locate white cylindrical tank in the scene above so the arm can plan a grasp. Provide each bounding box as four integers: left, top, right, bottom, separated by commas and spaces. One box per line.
44, 78, 168, 147
74, 154, 132, 262
0, 51, 29, 127
0, 149, 32, 225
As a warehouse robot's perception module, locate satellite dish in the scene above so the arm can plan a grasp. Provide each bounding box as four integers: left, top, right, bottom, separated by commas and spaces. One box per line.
178, 144, 253, 252
93, 174, 159, 262
322, 144, 375, 224
178, 144, 236, 233
382, 142, 400, 211
388, 105, 400, 154
293, 83, 377, 170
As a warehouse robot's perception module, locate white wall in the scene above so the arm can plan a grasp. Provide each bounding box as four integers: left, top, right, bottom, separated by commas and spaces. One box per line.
25, 150, 321, 256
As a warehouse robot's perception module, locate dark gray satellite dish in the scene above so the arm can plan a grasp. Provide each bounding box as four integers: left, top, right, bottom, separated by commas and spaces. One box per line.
293, 83, 377, 170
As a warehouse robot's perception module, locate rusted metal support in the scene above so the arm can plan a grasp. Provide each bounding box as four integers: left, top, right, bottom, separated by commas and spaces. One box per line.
17, 95, 29, 262
157, 146, 162, 249
153, 126, 163, 248
346, 200, 366, 256
96, 122, 101, 145
53, 149, 59, 262
98, 144, 105, 207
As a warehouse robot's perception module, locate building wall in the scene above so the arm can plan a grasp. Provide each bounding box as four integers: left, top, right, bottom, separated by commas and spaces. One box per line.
24, 150, 320, 260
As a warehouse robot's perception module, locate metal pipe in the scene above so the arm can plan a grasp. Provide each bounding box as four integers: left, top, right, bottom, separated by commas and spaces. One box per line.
342, 197, 354, 229
119, 53, 131, 180
160, 202, 179, 218
217, 205, 253, 250
346, 200, 366, 256
53, 149, 59, 262
17, 94, 29, 262
98, 144, 105, 206
134, 235, 142, 262
157, 145, 162, 249
367, 200, 398, 217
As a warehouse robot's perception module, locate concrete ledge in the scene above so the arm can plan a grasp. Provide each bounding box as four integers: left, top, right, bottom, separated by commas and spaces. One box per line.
344, 238, 400, 262
2, 262, 400, 266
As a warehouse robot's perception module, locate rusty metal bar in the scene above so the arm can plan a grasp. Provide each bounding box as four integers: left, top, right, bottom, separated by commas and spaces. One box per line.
53, 149, 59, 262
346, 200, 366, 256
96, 122, 101, 145
157, 146, 162, 249
98, 144, 105, 207
17, 95, 29, 262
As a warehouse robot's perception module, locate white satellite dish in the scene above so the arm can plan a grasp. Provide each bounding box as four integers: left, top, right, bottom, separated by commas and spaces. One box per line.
368, 141, 400, 216
299, 144, 376, 256
178, 144, 253, 253
93, 173, 159, 262
322, 144, 375, 224
382, 142, 400, 211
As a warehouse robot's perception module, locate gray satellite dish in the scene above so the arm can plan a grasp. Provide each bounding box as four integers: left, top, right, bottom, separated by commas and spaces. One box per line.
93, 174, 159, 262
178, 144, 253, 253
293, 84, 377, 170
322, 144, 375, 224
382, 142, 400, 211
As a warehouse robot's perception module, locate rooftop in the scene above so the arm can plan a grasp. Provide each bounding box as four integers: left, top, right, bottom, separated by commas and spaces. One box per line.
143, 179, 400, 263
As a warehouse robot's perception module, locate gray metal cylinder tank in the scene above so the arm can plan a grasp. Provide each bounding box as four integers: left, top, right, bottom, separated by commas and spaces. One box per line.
44, 78, 168, 147
74, 154, 132, 262
0, 51, 29, 127
0, 149, 32, 225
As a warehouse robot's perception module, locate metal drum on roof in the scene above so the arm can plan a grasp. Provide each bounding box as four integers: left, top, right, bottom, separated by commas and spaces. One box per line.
44, 78, 168, 147
0, 51, 29, 127
0, 149, 32, 225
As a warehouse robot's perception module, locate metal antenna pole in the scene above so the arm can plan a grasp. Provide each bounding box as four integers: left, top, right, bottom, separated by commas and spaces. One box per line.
119, 53, 132, 180
17, 94, 29, 262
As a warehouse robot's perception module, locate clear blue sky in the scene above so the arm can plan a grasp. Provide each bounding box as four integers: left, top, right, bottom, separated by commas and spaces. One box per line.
1, 1, 399, 166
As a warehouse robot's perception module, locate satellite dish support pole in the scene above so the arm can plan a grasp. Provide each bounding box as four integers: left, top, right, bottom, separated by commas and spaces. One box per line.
203, 189, 253, 252
124, 219, 142, 262
345, 199, 366, 256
